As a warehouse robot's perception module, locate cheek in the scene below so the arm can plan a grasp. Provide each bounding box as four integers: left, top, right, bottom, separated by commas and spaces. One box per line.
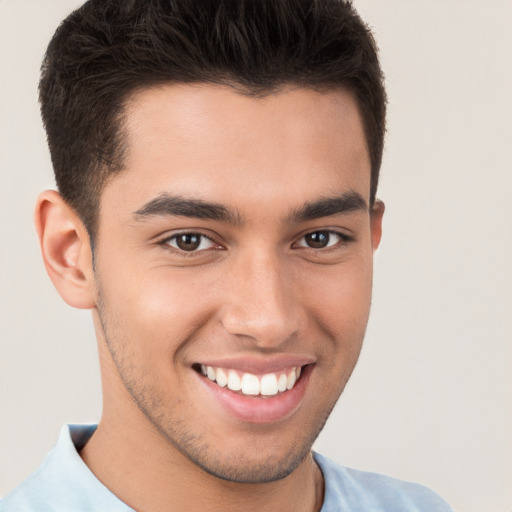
306, 254, 373, 319
300, 254, 373, 360
100, 265, 219, 355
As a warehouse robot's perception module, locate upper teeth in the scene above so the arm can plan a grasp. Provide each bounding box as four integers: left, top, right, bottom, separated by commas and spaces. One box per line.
200, 365, 302, 396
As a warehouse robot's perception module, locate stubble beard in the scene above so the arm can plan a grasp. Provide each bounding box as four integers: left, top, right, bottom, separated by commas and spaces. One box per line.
95, 288, 355, 484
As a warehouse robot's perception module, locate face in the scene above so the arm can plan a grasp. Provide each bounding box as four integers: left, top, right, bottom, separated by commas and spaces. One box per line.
92, 85, 383, 483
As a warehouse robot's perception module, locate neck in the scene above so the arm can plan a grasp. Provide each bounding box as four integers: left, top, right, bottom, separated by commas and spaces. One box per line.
80, 412, 324, 512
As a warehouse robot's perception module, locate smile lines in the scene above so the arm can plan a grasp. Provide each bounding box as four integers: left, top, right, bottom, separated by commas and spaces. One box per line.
199, 365, 302, 396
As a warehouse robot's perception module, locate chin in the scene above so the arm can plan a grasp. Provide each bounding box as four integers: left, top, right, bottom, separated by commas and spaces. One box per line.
185, 445, 311, 484
155, 411, 327, 485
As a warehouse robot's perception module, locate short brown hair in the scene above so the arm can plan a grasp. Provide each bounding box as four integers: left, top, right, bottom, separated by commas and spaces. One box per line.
39, 0, 386, 240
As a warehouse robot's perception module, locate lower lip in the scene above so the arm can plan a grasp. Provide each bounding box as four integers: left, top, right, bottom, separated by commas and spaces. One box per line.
197, 365, 313, 424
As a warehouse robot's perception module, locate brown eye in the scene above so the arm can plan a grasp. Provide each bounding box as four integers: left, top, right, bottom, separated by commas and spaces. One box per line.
176, 233, 201, 251
304, 231, 331, 248
296, 230, 349, 250
166, 233, 215, 252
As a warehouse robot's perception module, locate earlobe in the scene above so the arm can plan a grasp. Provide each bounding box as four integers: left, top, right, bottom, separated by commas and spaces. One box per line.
370, 199, 385, 251
35, 190, 96, 309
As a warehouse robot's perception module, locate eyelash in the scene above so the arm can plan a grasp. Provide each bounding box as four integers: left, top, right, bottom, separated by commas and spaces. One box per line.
158, 229, 354, 255
159, 232, 220, 255
293, 230, 354, 250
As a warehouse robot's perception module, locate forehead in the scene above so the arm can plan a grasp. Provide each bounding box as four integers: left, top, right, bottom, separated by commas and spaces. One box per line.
105, 84, 371, 215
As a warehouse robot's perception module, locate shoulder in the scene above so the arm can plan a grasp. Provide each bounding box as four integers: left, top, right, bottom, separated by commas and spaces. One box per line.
1, 425, 132, 512
313, 452, 454, 512
1, 458, 58, 512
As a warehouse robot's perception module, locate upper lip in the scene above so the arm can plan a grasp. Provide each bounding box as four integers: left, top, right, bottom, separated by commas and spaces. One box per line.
196, 355, 315, 374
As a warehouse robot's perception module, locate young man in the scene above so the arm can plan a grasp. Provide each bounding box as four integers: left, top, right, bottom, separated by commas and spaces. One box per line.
1, 1, 453, 511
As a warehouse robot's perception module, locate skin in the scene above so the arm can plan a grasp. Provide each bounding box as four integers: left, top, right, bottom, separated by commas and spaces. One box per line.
36, 85, 384, 512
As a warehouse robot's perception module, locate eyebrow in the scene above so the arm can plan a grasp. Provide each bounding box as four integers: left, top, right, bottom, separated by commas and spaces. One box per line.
289, 191, 368, 222
133, 193, 242, 224
133, 190, 368, 225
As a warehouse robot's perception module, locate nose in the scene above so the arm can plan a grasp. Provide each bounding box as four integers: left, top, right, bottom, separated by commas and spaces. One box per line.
220, 251, 305, 347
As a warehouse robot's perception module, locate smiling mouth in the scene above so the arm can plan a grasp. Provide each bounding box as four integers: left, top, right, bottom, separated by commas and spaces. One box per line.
193, 364, 304, 397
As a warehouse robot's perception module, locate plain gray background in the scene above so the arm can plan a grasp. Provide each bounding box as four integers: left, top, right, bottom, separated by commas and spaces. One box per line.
1, 1, 511, 511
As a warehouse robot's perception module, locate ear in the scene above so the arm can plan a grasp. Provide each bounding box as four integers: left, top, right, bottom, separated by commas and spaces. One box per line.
370, 199, 385, 251
35, 190, 96, 309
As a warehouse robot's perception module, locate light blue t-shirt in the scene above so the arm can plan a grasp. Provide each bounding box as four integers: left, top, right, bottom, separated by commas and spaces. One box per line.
1, 425, 453, 511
